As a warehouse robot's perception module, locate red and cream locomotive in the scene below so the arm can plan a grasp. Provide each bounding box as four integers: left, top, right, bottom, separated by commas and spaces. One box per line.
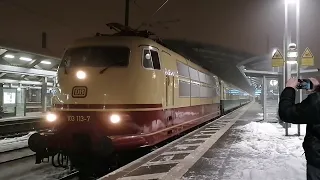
28, 23, 251, 171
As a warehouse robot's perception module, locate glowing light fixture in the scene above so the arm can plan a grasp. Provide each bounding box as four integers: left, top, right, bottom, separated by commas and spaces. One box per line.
4, 54, 14, 59
19, 57, 33, 61
41, 60, 51, 64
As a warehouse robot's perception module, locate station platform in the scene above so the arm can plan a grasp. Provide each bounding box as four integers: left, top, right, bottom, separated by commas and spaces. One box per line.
0, 112, 43, 122
100, 102, 307, 180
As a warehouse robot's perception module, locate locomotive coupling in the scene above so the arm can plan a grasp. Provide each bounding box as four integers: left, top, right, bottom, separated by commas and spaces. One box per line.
71, 134, 115, 157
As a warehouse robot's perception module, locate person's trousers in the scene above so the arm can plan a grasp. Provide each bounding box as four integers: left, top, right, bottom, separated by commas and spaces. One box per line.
307, 164, 320, 180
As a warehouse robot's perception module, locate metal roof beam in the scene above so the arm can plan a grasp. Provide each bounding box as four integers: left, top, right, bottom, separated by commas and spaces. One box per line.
25, 59, 42, 68
245, 69, 319, 77
0, 79, 54, 86
34, 65, 43, 69
244, 69, 279, 76
236, 66, 253, 89
0, 64, 56, 77
237, 55, 268, 67
193, 48, 243, 61
244, 69, 279, 75
20, 74, 30, 81
291, 68, 319, 74
249, 78, 261, 82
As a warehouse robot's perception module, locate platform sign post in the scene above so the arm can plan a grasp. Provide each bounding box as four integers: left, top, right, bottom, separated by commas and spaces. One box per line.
269, 50, 283, 123
41, 77, 48, 113
271, 49, 286, 129
263, 75, 267, 121
272, 49, 284, 67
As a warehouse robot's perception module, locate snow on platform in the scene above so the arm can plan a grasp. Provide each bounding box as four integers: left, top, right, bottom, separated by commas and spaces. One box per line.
183, 120, 306, 180
224, 122, 306, 180
100, 103, 253, 180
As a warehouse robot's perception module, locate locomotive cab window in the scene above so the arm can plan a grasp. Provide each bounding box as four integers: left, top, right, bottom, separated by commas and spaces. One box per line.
142, 49, 161, 70
61, 46, 130, 67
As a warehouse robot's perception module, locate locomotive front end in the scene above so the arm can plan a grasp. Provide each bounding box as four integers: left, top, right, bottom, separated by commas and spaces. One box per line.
28, 34, 167, 174
28, 36, 142, 169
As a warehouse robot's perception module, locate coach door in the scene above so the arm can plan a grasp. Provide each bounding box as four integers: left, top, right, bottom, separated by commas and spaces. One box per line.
160, 51, 174, 108
163, 52, 175, 129
165, 75, 174, 107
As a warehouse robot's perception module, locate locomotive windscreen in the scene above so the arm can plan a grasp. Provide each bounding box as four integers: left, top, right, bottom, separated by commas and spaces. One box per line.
60, 46, 130, 68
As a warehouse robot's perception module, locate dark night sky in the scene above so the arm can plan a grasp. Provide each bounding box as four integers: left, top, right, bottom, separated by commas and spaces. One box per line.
1, 0, 320, 67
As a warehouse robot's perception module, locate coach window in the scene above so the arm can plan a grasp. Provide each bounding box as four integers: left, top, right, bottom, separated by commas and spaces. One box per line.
206, 75, 213, 86
200, 85, 207, 98
177, 61, 190, 77
199, 72, 206, 83
191, 82, 200, 98
179, 80, 191, 97
150, 50, 161, 70
189, 67, 199, 81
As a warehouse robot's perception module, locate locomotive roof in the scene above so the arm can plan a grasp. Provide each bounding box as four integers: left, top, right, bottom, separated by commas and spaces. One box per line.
72, 36, 213, 73
69, 35, 247, 93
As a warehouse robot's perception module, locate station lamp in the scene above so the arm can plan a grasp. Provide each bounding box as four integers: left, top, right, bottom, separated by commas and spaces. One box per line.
4, 54, 14, 59
41, 60, 51, 65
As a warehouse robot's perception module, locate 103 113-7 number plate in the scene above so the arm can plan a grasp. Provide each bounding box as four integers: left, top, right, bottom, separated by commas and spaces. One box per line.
67, 115, 90, 122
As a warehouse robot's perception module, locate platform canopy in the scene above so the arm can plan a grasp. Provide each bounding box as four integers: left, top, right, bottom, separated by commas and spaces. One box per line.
0, 46, 59, 84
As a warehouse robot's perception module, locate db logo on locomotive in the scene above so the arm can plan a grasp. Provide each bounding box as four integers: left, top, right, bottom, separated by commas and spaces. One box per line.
72, 86, 87, 98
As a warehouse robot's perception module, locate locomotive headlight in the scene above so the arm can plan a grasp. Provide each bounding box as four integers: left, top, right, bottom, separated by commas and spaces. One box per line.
76, 70, 86, 80
110, 114, 121, 124
46, 113, 57, 122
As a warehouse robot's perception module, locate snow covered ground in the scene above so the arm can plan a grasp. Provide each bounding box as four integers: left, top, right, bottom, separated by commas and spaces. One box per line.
0, 155, 71, 180
0, 132, 71, 180
0, 132, 36, 152
222, 122, 307, 180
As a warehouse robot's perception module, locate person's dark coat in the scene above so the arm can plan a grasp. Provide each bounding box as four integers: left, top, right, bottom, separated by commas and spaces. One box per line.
279, 87, 320, 167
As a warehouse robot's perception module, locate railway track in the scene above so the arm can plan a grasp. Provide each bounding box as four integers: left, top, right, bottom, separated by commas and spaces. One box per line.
0, 117, 50, 138
0, 147, 35, 164
59, 171, 80, 180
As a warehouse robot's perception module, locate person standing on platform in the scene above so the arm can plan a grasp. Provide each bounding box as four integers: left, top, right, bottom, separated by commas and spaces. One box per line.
279, 77, 320, 180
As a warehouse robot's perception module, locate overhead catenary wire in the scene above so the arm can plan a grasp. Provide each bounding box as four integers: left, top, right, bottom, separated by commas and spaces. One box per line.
135, 0, 170, 30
